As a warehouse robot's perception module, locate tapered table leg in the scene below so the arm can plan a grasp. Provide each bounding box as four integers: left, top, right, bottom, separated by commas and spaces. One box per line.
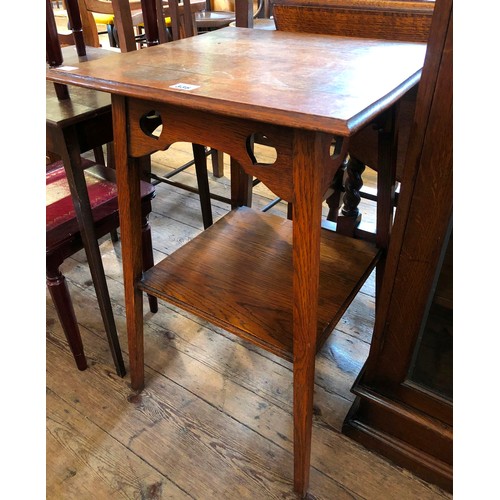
291, 129, 324, 496
113, 94, 145, 390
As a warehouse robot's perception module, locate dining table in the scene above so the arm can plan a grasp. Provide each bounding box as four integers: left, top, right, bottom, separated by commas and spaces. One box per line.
46, 26, 426, 496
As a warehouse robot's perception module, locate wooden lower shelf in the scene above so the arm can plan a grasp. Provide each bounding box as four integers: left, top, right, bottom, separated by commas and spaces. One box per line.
139, 207, 380, 361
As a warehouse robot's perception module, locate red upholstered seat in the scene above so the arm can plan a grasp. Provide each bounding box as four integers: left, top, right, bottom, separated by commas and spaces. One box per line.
46, 159, 155, 251
46, 159, 116, 231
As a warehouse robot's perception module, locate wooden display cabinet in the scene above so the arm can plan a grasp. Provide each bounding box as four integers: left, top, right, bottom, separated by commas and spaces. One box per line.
343, 0, 453, 492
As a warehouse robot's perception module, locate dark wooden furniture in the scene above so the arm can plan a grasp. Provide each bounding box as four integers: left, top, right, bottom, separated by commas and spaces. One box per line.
47, 27, 426, 496
195, 0, 236, 32
46, 0, 140, 376
46, 40, 128, 375
342, 0, 452, 492
77, 0, 142, 49
46, 159, 157, 371
74, 0, 226, 186
196, 0, 267, 32
133, 0, 208, 40
272, 0, 434, 40
272, 0, 435, 236
46, 0, 220, 376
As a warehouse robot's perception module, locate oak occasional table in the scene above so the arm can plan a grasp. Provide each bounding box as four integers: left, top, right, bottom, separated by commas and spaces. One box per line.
47, 27, 425, 497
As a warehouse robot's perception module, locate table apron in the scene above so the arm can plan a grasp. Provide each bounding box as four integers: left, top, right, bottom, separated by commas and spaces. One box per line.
126, 97, 349, 203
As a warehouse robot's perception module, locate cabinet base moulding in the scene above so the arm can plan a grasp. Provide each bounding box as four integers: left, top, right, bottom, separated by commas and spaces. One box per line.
343, 386, 452, 493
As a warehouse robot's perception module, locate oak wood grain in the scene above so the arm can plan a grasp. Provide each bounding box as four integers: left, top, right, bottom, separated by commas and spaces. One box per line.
343, 0, 453, 491
45, 25, 426, 496
46, 28, 426, 135
272, 0, 434, 42
47, 286, 448, 499
47, 323, 355, 499
47, 252, 448, 499
46, 139, 449, 498
138, 207, 379, 360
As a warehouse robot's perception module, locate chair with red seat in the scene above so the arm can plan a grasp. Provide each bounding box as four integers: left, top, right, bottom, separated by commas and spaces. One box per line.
46, 158, 158, 371
46, 0, 215, 374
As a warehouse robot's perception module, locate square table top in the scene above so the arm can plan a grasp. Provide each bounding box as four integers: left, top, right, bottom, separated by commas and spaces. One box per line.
46, 27, 426, 136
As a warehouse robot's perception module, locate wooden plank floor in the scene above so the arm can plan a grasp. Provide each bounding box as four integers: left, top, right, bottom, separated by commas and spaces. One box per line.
46, 141, 451, 499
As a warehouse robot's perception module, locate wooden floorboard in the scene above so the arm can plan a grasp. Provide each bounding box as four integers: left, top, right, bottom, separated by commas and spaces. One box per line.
46, 139, 451, 498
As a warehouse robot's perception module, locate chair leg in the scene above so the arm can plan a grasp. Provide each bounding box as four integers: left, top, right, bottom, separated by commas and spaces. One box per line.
107, 24, 118, 47
93, 145, 106, 166
192, 143, 214, 229
141, 213, 158, 313
325, 161, 346, 222
106, 142, 115, 169
47, 268, 88, 371
336, 156, 365, 235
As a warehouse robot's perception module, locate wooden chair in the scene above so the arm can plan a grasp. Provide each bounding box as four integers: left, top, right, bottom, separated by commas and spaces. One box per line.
46, 159, 158, 371
76, 0, 143, 48
139, 0, 239, 36
46, 0, 222, 372
271, 0, 435, 231
138, 0, 263, 42
272, 0, 433, 40
131, 0, 207, 45
47, 0, 161, 373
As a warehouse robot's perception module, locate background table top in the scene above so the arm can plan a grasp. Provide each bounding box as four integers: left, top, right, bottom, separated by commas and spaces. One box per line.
47, 28, 426, 135
46, 46, 115, 128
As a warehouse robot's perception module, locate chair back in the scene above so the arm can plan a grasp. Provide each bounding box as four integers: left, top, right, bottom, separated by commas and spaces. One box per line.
139, 0, 205, 42
165, 0, 197, 40
272, 0, 435, 42
47, 0, 141, 99
47, 0, 84, 99
77, 0, 142, 50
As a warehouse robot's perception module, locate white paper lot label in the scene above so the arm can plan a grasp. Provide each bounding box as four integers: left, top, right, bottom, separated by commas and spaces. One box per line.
169, 83, 200, 91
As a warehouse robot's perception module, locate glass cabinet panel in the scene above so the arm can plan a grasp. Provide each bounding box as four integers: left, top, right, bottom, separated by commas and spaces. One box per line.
408, 226, 452, 400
